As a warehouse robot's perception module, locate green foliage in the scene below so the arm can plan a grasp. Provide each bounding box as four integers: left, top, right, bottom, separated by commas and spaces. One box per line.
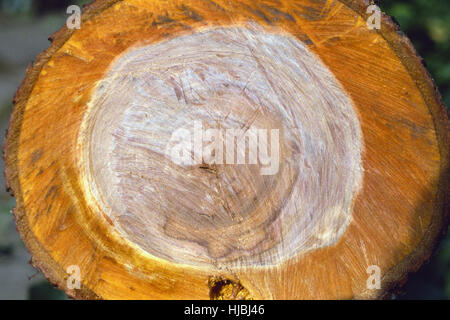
28, 281, 67, 300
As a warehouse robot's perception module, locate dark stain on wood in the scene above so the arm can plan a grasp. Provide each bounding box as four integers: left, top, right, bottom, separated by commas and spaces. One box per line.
260, 4, 296, 22
179, 4, 203, 22
152, 14, 175, 27
30, 149, 43, 166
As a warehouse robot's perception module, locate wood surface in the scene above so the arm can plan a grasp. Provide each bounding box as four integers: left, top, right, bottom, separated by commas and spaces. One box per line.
4, 0, 449, 299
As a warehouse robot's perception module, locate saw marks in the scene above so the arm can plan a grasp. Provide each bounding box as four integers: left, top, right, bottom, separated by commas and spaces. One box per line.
81, 25, 363, 268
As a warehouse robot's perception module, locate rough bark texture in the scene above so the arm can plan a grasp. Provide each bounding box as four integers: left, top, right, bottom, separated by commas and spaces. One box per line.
4, 0, 449, 299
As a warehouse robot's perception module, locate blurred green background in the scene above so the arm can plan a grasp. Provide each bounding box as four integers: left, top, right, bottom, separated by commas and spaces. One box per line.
0, 0, 448, 299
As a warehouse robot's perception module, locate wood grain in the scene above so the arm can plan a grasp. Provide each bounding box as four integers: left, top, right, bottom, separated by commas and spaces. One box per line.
4, 0, 449, 299
81, 25, 364, 268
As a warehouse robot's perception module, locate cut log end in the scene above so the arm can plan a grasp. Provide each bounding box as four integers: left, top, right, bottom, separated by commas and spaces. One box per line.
82, 25, 364, 268
4, 0, 449, 300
